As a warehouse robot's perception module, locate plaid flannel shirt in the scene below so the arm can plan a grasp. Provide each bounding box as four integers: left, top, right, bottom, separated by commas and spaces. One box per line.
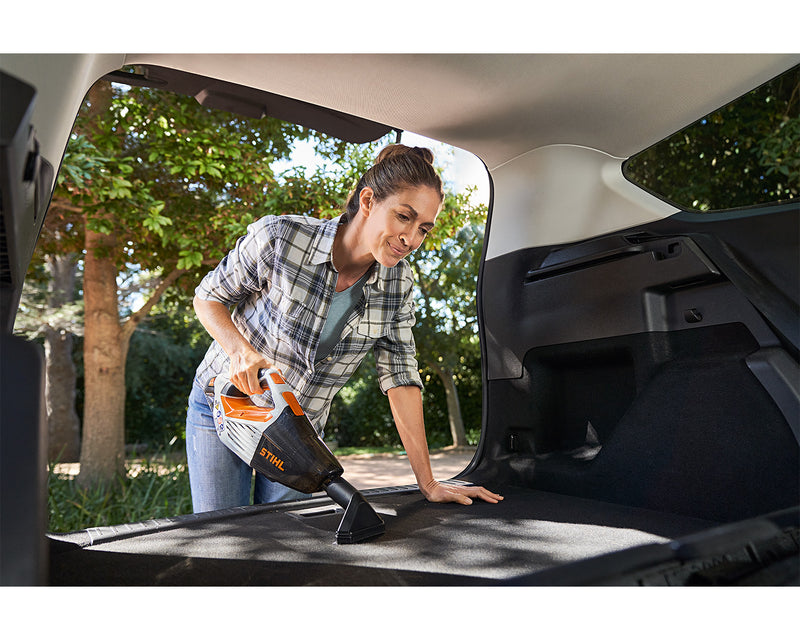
193, 214, 423, 432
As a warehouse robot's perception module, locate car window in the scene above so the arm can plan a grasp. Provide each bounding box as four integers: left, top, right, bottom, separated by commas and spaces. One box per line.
623, 64, 799, 213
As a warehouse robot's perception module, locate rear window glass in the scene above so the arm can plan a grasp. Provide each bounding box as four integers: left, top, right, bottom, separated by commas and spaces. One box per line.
623, 64, 799, 213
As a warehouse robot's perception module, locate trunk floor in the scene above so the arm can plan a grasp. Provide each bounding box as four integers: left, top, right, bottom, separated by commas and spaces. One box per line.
49, 486, 718, 586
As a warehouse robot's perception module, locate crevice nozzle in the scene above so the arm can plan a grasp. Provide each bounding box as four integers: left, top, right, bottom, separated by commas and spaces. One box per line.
325, 476, 385, 544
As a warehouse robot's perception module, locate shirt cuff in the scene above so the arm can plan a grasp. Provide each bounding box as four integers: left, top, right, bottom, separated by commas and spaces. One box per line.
378, 367, 424, 394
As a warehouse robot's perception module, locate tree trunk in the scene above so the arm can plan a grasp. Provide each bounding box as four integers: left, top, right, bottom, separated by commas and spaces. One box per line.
78, 223, 126, 485
44, 253, 80, 462
76, 80, 128, 487
428, 361, 469, 448
77, 241, 187, 486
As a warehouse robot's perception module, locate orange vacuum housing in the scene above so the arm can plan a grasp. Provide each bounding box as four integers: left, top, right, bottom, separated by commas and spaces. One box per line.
205, 368, 384, 543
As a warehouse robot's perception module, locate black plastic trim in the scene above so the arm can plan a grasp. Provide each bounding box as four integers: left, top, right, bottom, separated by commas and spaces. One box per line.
103, 65, 393, 144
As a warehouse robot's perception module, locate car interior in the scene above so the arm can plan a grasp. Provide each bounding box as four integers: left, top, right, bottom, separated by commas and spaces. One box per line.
1, 53, 798, 587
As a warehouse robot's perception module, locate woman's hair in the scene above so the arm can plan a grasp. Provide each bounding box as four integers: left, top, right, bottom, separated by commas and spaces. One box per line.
343, 144, 444, 222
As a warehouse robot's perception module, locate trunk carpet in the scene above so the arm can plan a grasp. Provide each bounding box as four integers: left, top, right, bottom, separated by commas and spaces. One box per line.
48, 486, 718, 586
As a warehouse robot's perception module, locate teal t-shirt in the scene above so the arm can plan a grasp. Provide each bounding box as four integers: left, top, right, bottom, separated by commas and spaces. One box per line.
316, 270, 370, 361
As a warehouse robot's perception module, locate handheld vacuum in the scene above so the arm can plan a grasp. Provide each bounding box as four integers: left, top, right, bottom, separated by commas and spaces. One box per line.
205, 367, 385, 544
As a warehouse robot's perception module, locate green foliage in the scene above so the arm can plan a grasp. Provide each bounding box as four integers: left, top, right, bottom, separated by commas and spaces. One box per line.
14, 260, 84, 338
412, 220, 484, 338
411, 196, 486, 412
418, 352, 484, 448
428, 351, 484, 442
333, 446, 407, 456
624, 65, 799, 212
48, 454, 192, 533
47, 79, 370, 290
69, 297, 210, 448
324, 350, 484, 449
42, 78, 387, 449
326, 353, 399, 448
124, 302, 212, 446
759, 114, 800, 185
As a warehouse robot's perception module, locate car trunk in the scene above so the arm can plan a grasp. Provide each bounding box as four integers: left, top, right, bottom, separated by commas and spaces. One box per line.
2, 55, 797, 587
46, 204, 800, 586
47, 484, 797, 586
474, 204, 799, 524
45, 485, 718, 586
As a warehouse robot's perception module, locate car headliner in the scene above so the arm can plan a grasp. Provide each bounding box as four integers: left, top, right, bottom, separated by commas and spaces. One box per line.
2, 53, 799, 179
94, 54, 800, 166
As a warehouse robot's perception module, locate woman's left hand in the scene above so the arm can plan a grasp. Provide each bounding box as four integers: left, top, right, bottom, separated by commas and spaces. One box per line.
421, 479, 504, 505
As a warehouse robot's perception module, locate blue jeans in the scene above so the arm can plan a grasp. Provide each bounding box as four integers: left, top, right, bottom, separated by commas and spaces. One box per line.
185, 381, 310, 513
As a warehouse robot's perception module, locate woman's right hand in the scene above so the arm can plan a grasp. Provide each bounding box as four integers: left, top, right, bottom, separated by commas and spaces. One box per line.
228, 346, 272, 396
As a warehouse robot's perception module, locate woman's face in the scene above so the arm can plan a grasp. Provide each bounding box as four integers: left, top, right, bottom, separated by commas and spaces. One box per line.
360, 186, 441, 267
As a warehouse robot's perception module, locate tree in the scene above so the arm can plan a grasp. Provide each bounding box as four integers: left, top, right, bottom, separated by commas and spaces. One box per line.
624, 65, 799, 211
410, 188, 487, 447
14, 258, 83, 461
52, 77, 364, 485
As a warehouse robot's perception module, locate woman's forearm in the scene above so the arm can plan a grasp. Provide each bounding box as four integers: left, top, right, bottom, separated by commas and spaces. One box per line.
387, 384, 504, 505
386, 385, 436, 492
193, 296, 269, 394
193, 296, 247, 354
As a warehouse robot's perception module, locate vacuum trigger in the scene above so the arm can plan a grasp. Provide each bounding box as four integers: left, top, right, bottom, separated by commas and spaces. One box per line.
258, 368, 286, 388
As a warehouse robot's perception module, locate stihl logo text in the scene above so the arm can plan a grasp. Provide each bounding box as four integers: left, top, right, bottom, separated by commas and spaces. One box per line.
259, 448, 285, 471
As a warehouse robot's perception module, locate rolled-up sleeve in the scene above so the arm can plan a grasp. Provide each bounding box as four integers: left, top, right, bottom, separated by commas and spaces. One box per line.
374, 278, 424, 394
195, 216, 275, 307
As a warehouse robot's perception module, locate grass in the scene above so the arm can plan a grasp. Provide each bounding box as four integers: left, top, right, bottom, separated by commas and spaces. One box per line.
330, 445, 406, 457
48, 452, 193, 533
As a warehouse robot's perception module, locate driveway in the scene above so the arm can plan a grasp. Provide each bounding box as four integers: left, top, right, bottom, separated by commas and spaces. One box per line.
338, 447, 477, 490
50, 447, 478, 491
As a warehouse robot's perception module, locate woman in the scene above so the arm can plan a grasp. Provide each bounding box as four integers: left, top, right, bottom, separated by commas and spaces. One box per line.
186, 144, 503, 512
